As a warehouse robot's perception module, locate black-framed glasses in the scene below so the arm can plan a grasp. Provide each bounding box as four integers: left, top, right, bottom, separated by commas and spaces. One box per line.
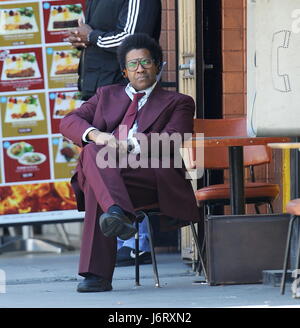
125, 58, 154, 71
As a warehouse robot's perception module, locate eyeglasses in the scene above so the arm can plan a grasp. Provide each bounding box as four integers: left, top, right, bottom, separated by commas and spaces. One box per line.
125, 58, 154, 71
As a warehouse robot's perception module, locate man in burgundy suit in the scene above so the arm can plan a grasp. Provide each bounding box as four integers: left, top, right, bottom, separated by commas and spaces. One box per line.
60, 33, 199, 292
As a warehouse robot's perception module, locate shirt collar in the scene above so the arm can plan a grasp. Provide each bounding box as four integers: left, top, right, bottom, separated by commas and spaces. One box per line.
125, 81, 157, 100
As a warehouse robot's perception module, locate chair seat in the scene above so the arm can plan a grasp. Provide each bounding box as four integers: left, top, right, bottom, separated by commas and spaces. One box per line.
195, 182, 279, 203
286, 199, 300, 216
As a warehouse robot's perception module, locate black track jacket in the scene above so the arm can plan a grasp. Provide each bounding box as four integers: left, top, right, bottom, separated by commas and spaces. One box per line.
78, 0, 162, 100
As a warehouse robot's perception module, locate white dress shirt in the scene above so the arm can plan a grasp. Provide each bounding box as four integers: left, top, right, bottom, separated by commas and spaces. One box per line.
82, 81, 157, 154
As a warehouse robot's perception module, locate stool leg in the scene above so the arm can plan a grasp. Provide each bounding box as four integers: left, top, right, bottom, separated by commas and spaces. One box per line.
145, 213, 160, 288
190, 222, 208, 282
281, 215, 298, 295
293, 220, 300, 298
135, 221, 140, 286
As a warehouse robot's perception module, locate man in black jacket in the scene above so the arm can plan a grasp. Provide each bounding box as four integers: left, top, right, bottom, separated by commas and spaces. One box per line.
67, 0, 161, 100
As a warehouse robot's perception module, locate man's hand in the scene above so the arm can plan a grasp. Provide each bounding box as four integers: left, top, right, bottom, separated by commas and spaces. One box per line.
118, 140, 129, 154
88, 130, 117, 148
67, 18, 92, 48
88, 130, 129, 153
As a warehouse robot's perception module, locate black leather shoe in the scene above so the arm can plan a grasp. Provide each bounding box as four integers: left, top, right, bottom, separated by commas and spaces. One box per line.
77, 275, 112, 293
99, 211, 137, 240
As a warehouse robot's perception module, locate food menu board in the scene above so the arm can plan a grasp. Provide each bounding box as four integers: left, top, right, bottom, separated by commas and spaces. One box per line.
46, 45, 80, 88
0, 2, 41, 46
3, 138, 51, 182
0, 0, 85, 220
1, 92, 48, 137
0, 47, 45, 92
43, 1, 84, 43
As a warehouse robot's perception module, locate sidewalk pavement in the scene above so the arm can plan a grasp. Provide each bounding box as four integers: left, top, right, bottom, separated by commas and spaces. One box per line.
0, 250, 300, 308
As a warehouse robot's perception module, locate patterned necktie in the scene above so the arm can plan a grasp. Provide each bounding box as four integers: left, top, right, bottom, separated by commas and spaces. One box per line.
114, 92, 145, 140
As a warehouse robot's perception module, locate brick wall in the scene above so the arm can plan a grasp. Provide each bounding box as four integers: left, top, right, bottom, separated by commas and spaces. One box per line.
222, 0, 246, 117
160, 0, 177, 88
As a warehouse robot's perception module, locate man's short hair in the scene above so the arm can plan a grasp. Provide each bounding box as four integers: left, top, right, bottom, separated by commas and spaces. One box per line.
117, 33, 163, 71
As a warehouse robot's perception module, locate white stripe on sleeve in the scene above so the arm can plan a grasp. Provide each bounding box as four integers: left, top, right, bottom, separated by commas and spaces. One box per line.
96, 0, 140, 48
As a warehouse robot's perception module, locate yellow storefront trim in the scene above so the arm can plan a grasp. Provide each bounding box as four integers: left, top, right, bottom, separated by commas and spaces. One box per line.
282, 149, 290, 213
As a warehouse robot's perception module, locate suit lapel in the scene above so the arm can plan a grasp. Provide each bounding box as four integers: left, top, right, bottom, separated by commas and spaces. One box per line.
137, 85, 169, 132
102, 87, 131, 132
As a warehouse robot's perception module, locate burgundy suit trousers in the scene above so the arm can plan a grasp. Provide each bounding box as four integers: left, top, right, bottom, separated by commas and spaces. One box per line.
77, 143, 158, 281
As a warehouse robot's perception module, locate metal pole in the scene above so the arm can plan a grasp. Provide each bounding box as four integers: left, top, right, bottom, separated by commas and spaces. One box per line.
229, 146, 245, 215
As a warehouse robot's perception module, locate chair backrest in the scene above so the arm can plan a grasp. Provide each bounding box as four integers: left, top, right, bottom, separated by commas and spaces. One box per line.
193, 118, 271, 169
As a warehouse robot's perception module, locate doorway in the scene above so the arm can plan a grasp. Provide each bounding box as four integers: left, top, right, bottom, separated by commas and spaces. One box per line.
196, 0, 222, 119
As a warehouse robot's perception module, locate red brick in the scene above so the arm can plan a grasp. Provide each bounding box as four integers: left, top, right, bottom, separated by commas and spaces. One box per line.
223, 8, 244, 29
167, 51, 176, 71
168, 71, 176, 82
222, 0, 244, 8
167, 31, 176, 51
223, 72, 244, 93
223, 94, 245, 115
167, 0, 175, 10
167, 10, 176, 30
222, 29, 243, 51
161, 10, 167, 30
159, 30, 167, 50
223, 51, 244, 72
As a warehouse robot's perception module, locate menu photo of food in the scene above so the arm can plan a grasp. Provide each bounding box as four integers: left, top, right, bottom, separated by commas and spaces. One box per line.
3, 138, 50, 182
4, 95, 44, 123
0, 6, 39, 35
53, 91, 82, 118
47, 3, 83, 31
49, 90, 82, 133
46, 46, 80, 88
0, 47, 44, 92
55, 137, 80, 163
0, 182, 77, 215
6, 141, 46, 165
1, 52, 41, 80
0, 3, 41, 46
42, 0, 85, 43
52, 136, 80, 179
1, 92, 48, 137
50, 49, 80, 77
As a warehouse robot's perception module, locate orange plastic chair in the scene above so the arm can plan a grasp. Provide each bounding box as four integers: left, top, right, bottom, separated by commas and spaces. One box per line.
193, 117, 279, 214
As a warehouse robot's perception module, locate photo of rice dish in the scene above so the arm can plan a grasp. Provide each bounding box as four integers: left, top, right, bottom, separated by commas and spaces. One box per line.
53, 91, 82, 119
5, 95, 44, 123
2, 52, 41, 80
50, 49, 80, 77
0, 7, 39, 35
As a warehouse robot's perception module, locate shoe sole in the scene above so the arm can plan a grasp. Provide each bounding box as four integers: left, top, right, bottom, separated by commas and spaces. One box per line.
77, 284, 112, 293
116, 259, 152, 267
99, 212, 137, 240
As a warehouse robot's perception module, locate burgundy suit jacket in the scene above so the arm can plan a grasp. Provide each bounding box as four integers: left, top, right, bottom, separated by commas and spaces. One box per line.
60, 84, 199, 222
